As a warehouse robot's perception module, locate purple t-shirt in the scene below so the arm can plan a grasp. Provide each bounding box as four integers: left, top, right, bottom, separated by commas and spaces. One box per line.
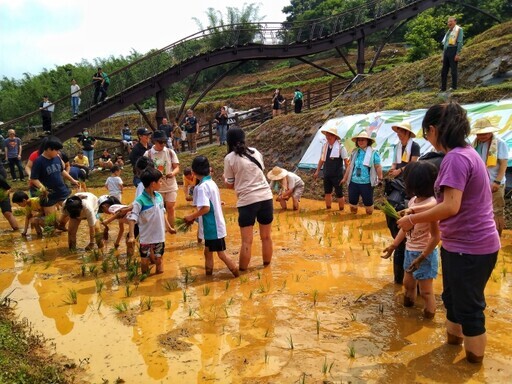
435, 146, 500, 254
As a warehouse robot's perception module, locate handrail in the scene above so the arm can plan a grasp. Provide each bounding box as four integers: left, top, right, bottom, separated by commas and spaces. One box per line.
1, 0, 427, 137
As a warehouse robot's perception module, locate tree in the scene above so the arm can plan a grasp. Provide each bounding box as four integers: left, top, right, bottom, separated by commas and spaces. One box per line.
404, 11, 449, 62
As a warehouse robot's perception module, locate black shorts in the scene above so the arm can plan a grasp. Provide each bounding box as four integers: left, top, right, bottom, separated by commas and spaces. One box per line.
323, 174, 343, 198
348, 182, 374, 207
205, 238, 226, 252
139, 242, 165, 259
0, 197, 12, 214
238, 199, 273, 227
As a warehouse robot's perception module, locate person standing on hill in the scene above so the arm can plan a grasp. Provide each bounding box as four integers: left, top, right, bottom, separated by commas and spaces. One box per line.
184, 109, 199, 154
214, 106, 229, 146
271, 89, 285, 117
293, 88, 303, 113
4, 129, 25, 181
92, 67, 110, 103
39, 95, 53, 133
440, 16, 463, 92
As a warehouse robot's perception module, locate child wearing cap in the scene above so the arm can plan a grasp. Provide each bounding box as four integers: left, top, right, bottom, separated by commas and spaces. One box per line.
313, 126, 349, 210
144, 130, 180, 227
341, 131, 383, 215
185, 156, 239, 277
267, 166, 304, 210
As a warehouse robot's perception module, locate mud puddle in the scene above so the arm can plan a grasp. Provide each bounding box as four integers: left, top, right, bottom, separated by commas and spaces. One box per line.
0, 187, 511, 383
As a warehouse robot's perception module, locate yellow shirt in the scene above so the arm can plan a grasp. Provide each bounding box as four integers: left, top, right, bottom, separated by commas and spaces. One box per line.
73, 155, 89, 167
25, 197, 42, 216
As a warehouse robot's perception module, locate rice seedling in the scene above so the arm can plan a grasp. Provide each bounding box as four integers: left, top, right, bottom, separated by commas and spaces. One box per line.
182, 290, 187, 303
141, 296, 153, 311
63, 288, 78, 305
237, 334, 242, 346
175, 217, 192, 233
40, 249, 46, 260
318, 236, 322, 244
226, 297, 234, 306
113, 301, 128, 313
350, 312, 357, 321
89, 265, 97, 275
125, 285, 133, 298
96, 298, 102, 311
316, 315, 320, 335
248, 290, 254, 299
95, 279, 105, 294
165, 299, 172, 310
183, 268, 195, 285
354, 293, 365, 303
162, 279, 178, 291
257, 271, 261, 280
224, 306, 229, 318
264, 328, 270, 338
225, 280, 230, 291
295, 274, 302, 282
240, 276, 248, 284
139, 272, 149, 282
203, 286, 211, 296
348, 344, 356, 358
312, 290, 319, 306
281, 279, 287, 290
502, 267, 507, 277
375, 200, 400, 219
101, 259, 109, 273
379, 303, 384, 314
299, 372, 306, 384
327, 237, 332, 247
80, 264, 86, 277
257, 282, 266, 293
264, 350, 269, 364
321, 357, 334, 374
286, 334, 294, 350
44, 261, 51, 270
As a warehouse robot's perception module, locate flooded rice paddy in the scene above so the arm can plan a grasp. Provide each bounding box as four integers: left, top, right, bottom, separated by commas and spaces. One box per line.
0, 187, 511, 383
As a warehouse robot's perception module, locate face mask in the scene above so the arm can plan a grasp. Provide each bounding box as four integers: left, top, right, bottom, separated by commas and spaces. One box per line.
83, 132, 88, 137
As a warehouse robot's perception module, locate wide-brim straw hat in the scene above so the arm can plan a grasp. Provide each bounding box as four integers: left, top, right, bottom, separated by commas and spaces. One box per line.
267, 166, 288, 181
472, 118, 499, 134
351, 131, 376, 145
391, 121, 416, 138
320, 126, 341, 140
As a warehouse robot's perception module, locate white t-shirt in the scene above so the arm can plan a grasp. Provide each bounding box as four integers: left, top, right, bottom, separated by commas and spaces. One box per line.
144, 147, 179, 192
193, 176, 226, 241
105, 176, 123, 200
63, 192, 98, 226
224, 148, 272, 207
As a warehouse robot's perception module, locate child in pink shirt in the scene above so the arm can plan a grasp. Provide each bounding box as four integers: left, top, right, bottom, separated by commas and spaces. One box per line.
383, 161, 440, 319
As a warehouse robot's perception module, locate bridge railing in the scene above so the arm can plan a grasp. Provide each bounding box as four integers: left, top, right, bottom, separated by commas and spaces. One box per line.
2, 0, 422, 140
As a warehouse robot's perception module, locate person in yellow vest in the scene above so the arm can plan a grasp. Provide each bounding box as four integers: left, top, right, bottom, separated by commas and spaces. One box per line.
441, 16, 463, 91
472, 118, 508, 236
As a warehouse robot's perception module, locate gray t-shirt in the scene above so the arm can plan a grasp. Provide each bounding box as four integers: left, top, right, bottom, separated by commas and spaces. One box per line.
4, 137, 21, 159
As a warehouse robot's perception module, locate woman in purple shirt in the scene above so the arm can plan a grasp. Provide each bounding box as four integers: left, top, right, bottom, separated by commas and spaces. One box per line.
397, 102, 499, 364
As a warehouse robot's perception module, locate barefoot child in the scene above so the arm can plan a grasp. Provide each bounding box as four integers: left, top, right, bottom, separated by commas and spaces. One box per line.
185, 156, 239, 277
98, 195, 133, 256
12, 191, 44, 237
128, 168, 175, 275
382, 161, 440, 319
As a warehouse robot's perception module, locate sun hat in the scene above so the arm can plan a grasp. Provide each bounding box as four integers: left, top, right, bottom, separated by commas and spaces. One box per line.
472, 118, 499, 134
136, 127, 152, 136
267, 166, 288, 181
152, 130, 167, 141
97, 195, 110, 210
391, 121, 416, 138
320, 126, 341, 139
351, 131, 376, 145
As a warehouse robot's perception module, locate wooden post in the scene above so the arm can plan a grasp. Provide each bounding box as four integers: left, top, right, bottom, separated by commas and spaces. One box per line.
356, 37, 365, 74
329, 83, 333, 102
208, 122, 213, 144
155, 90, 166, 127
306, 90, 311, 109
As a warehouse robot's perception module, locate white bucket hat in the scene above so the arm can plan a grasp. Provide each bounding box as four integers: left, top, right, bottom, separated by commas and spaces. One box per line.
267, 166, 288, 181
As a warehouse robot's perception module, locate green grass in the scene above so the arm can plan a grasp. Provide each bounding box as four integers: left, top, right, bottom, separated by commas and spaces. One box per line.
0, 307, 73, 383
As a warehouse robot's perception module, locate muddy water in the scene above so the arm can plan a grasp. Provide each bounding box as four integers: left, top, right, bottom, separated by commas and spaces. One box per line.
1, 186, 511, 383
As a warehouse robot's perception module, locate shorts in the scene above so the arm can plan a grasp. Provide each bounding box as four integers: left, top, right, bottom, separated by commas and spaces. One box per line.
441, 247, 498, 336
159, 190, 178, 203
404, 249, 438, 280
292, 180, 305, 200
348, 182, 374, 206
238, 199, 273, 227
139, 242, 165, 259
205, 238, 226, 252
323, 174, 343, 198
0, 197, 12, 214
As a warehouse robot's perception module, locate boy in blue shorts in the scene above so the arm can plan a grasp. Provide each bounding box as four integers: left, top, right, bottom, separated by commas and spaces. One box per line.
185, 156, 239, 277
128, 167, 174, 275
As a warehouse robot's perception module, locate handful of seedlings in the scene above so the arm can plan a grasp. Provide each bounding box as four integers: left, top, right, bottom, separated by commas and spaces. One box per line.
175, 217, 193, 233
376, 200, 400, 220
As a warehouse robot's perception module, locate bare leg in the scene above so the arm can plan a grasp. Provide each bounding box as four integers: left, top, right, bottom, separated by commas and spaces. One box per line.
403, 272, 417, 307
259, 222, 273, 266
277, 196, 288, 210
217, 250, 239, 277
446, 319, 463, 345
239, 226, 254, 271
141, 258, 150, 274
464, 333, 487, 363
292, 196, 300, 211
337, 196, 345, 211
418, 279, 436, 318
155, 256, 163, 274
67, 218, 80, 249
350, 204, 358, 214
204, 248, 214, 275
166, 201, 175, 228
365, 205, 374, 215
325, 193, 332, 209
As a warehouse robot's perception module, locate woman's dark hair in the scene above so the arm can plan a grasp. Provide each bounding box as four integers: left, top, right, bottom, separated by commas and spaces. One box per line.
135, 156, 154, 173
12, 191, 29, 203
403, 161, 438, 198
422, 102, 470, 149
140, 167, 162, 188
226, 127, 255, 157
64, 195, 83, 219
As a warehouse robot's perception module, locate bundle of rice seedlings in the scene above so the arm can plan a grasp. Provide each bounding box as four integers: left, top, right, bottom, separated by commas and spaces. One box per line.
376, 200, 400, 220
175, 217, 192, 233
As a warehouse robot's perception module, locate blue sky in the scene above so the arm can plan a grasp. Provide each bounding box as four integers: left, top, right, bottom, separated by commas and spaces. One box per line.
0, 0, 289, 80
